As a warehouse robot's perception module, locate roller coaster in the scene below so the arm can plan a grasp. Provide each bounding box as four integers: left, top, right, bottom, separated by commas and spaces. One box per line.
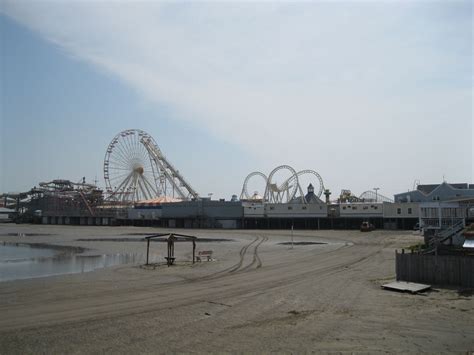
240, 165, 325, 204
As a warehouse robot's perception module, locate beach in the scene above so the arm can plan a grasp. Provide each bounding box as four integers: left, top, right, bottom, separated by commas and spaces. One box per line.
0, 224, 472, 353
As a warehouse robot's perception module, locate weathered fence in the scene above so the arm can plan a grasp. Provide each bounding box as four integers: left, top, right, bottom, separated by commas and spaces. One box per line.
396, 251, 474, 288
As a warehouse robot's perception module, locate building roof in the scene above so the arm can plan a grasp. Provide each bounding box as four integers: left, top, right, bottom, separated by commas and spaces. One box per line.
304, 191, 323, 204
417, 182, 473, 195
135, 196, 181, 206
395, 182, 474, 203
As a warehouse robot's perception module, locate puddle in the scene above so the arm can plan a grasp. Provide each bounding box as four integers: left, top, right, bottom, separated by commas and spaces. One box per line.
278, 242, 327, 245
0, 233, 54, 237
0, 243, 57, 262
0, 243, 154, 282
77, 237, 234, 243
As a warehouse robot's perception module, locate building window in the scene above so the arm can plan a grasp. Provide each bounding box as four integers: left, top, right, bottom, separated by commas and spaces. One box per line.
374, 206, 378, 210
302, 206, 307, 210
343, 206, 346, 210
397, 208, 401, 214
288, 206, 293, 210
408, 208, 412, 214
270, 206, 275, 210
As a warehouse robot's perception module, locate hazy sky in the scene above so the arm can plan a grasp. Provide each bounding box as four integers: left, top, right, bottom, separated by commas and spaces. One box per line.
0, 1, 472, 200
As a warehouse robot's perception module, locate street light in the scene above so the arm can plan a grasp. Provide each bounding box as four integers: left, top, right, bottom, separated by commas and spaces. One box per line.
373, 187, 380, 202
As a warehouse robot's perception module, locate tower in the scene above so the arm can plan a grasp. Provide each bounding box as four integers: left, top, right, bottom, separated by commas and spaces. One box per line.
324, 189, 331, 204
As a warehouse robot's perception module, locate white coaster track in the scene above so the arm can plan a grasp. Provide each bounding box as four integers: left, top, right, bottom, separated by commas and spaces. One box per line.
240, 165, 325, 204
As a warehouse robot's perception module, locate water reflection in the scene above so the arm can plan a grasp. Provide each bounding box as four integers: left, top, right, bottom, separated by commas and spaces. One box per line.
0, 243, 57, 262
0, 244, 157, 282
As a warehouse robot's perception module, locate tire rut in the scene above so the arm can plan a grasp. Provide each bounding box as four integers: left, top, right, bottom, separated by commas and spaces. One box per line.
240, 235, 267, 271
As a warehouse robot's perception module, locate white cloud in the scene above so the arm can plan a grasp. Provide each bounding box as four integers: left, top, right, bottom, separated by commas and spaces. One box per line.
1, 1, 472, 196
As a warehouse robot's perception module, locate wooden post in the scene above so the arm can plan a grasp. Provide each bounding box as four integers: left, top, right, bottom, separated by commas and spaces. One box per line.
146, 238, 150, 265
167, 238, 171, 267
192, 240, 196, 264
395, 250, 399, 281
291, 223, 294, 249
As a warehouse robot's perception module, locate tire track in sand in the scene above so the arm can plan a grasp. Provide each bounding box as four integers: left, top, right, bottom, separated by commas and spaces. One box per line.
240, 235, 267, 271
229, 236, 260, 273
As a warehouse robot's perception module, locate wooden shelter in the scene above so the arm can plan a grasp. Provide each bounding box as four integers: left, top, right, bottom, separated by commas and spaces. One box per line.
144, 233, 197, 266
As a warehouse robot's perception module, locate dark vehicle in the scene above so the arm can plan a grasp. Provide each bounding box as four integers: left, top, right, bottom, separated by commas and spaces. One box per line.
360, 221, 375, 232
413, 222, 420, 231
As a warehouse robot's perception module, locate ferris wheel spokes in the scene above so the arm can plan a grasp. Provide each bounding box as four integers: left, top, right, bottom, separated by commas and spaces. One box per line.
104, 129, 198, 204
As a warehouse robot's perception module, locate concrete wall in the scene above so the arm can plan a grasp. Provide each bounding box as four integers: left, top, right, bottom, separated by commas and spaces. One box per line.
383, 202, 420, 218
242, 202, 265, 217
264, 203, 327, 218
162, 201, 243, 219
128, 207, 163, 220
217, 219, 238, 229
339, 203, 383, 217
202, 202, 243, 218
162, 202, 198, 218
0, 213, 11, 221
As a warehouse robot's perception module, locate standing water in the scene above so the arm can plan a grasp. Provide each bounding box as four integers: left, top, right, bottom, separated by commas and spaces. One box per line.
0, 243, 148, 282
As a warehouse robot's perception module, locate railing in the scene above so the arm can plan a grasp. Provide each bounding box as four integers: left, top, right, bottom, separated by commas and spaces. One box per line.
423, 219, 465, 254
421, 217, 465, 230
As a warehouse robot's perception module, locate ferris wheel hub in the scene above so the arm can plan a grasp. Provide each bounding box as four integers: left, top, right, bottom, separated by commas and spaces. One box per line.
134, 166, 144, 175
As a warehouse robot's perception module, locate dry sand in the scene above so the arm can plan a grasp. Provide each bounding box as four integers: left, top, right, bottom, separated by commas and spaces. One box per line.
0, 224, 473, 353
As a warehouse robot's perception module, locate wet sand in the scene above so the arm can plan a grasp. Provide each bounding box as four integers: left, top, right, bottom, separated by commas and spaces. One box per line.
0, 224, 472, 353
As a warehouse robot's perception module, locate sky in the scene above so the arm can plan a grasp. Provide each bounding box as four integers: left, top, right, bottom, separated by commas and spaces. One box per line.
0, 1, 472, 200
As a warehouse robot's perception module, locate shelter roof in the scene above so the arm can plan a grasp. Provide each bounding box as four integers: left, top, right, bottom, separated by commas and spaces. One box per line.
144, 233, 197, 241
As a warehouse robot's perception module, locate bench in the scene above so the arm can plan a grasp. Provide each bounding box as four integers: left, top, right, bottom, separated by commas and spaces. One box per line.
196, 250, 213, 262
164, 256, 175, 265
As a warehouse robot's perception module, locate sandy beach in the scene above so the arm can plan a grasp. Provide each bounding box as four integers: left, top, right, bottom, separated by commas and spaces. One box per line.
0, 224, 472, 353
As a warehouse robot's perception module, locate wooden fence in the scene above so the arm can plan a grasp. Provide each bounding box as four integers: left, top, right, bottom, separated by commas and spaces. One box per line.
396, 251, 474, 288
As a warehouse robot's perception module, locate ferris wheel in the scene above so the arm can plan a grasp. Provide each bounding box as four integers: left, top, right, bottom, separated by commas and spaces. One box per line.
104, 129, 159, 203
104, 129, 199, 203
